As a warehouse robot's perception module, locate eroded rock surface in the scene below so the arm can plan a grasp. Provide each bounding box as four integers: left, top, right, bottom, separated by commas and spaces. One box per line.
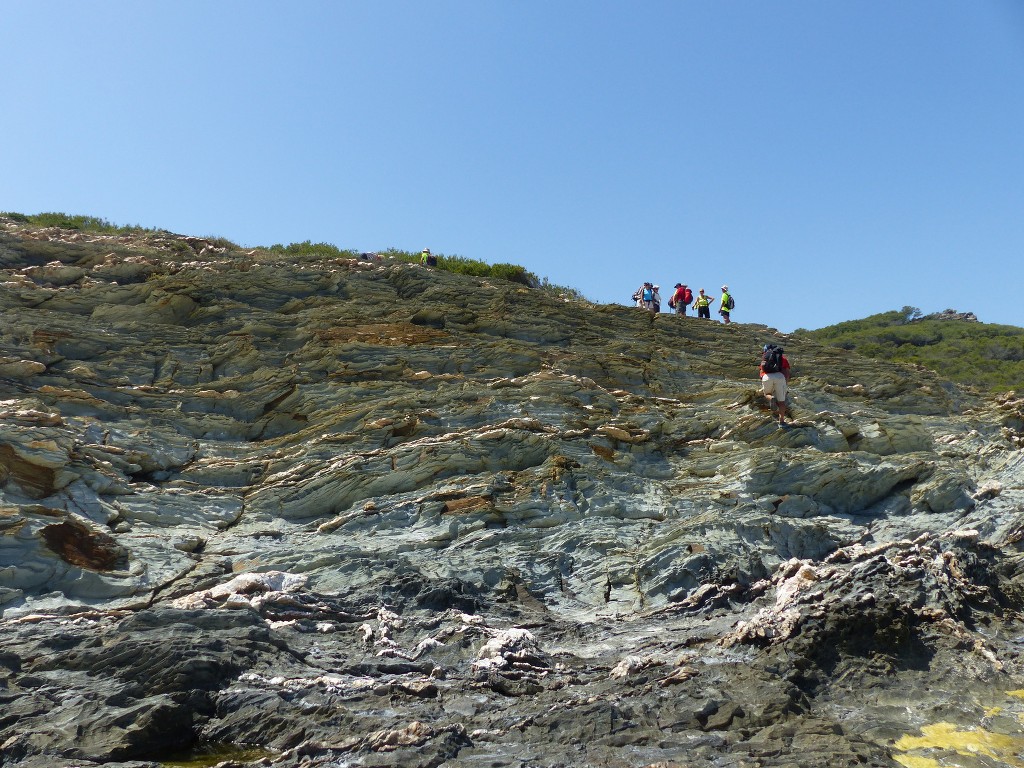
2, 219, 1024, 767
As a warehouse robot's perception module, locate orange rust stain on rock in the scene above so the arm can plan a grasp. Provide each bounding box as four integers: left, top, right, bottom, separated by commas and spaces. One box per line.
40, 519, 127, 571
0, 444, 58, 499
31, 329, 70, 353
317, 322, 448, 346
442, 496, 493, 514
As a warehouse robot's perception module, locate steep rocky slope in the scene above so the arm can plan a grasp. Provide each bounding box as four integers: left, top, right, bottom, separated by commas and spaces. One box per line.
3, 219, 1024, 767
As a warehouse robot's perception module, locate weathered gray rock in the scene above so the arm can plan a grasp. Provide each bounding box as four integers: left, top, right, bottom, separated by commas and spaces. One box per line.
2, 218, 1024, 767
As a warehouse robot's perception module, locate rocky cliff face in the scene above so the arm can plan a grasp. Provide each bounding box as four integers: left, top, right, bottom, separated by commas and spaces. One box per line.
2, 219, 1024, 768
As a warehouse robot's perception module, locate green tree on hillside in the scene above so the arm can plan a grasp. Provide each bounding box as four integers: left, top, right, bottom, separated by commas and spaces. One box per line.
796, 309, 1024, 392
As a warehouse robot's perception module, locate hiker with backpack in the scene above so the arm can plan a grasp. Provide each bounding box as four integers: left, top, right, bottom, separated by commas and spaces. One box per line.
759, 344, 791, 427
719, 285, 734, 324
651, 285, 662, 313
639, 282, 654, 310
420, 248, 437, 267
693, 288, 714, 319
669, 283, 692, 315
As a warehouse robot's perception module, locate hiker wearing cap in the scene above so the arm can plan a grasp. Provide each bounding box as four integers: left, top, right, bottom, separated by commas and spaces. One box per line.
694, 288, 714, 319
420, 248, 437, 267
669, 283, 691, 315
719, 285, 733, 324
651, 285, 662, 313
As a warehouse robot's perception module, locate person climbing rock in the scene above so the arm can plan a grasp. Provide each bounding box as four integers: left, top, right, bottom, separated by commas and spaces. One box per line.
759, 343, 791, 427
694, 288, 714, 319
420, 248, 437, 267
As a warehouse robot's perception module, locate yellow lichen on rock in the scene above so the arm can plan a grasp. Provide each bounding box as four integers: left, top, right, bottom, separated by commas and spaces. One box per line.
894, 722, 1024, 767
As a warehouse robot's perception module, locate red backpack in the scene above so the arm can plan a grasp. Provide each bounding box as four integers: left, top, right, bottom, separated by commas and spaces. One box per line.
683, 287, 693, 304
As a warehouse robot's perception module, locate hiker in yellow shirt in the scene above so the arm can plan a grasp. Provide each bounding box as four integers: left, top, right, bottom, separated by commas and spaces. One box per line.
694, 288, 714, 319
719, 285, 733, 324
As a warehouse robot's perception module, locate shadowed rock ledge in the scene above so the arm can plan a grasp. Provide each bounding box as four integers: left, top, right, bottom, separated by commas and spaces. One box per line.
2, 219, 1024, 767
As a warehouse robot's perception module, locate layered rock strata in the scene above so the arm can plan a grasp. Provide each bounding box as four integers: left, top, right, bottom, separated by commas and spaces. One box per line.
2, 219, 1024, 767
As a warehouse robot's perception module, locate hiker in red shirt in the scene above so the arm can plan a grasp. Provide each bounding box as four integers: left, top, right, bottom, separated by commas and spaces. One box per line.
669, 283, 691, 316
759, 344, 791, 426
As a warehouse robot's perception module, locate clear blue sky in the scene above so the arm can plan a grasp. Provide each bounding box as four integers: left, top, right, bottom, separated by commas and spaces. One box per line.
4, 1, 1023, 332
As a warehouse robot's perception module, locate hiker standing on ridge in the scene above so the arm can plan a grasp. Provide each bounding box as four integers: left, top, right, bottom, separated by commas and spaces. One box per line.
639, 282, 654, 310
694, 288, 714, 319
759, 344, 791, 427
651, 285, 662, 313
719, 285, 733, 324
669, 283, 691, 315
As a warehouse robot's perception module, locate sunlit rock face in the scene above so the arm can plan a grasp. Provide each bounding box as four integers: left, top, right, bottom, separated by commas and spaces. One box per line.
2, 218, 1024, 767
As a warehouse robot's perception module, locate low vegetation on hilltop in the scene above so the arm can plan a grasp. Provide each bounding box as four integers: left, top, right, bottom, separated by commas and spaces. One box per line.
1, 211, 589, 302
2, 211, 153, 234
796, 306, 1024, 392
264, 241, 588, 300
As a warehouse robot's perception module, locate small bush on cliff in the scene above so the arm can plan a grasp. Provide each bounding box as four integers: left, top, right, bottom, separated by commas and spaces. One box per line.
441, 256, 536, 288
265, 241, 358, 262
371, 248, 583, 296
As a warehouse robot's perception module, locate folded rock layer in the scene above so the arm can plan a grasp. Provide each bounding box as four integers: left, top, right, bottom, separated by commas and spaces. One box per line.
2, 219, 1024, 767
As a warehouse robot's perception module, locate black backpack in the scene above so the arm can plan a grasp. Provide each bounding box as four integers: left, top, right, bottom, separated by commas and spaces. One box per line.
762, 344, 783, 373
726, 294, 735, 310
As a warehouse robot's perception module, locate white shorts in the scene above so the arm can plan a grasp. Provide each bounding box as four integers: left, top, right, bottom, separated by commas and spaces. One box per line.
761, 372, 787, 402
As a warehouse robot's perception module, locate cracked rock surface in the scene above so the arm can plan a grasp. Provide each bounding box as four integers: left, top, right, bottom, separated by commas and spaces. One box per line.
3, 219, 1024, 767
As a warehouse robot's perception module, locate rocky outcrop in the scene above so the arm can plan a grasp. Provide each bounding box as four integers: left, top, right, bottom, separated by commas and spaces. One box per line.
2, 218, 1024, 767
914, 308, 980, 323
